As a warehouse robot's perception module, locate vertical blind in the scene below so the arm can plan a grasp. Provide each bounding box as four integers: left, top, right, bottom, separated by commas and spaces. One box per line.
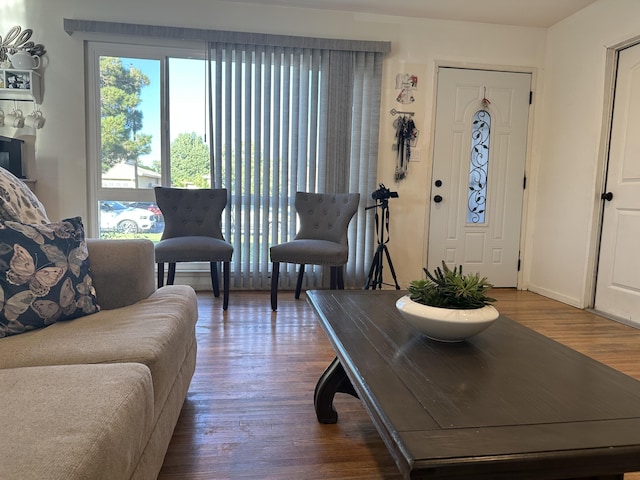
208, 42, 383, 290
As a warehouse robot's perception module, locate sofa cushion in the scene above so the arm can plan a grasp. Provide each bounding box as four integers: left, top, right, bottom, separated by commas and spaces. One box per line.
86, 238, 157, 310
0, 167, 49, 224
0, 363, 154, 480
0, 216, 100, 338
0, 284, 198, 423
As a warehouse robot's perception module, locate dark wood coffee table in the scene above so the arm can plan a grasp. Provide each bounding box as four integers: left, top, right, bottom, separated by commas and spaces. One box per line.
307, 289, 640, 480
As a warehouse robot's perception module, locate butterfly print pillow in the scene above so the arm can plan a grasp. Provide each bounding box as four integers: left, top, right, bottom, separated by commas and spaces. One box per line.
0, 217, 101, 338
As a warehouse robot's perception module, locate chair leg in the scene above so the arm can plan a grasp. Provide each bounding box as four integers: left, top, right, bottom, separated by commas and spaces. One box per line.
210, 262, 220, 297
157, 263, 164, 288
271, 262, 280, 311
222, 261, 230, 310
167, 263, 176, 285
337, 266, 345, 290
295, 264, 306, 299
330, 266, 340, 290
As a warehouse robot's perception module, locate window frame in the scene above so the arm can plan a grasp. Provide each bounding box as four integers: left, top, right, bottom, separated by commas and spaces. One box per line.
85, 40, 208, 238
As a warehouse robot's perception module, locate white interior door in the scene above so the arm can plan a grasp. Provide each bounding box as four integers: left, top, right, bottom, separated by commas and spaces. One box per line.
595, 44, 640, 325
428, 68, 530, 287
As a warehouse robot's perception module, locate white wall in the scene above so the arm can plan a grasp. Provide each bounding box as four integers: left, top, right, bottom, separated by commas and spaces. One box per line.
526, 0, 640, 307
1, 0, 549, 291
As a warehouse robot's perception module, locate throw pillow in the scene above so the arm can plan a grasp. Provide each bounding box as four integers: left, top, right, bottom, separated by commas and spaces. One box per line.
0, 167, 50, 224
0, 216, 100, 338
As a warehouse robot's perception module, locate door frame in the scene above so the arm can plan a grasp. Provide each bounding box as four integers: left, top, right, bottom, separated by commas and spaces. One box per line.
589, 34, 640, 316
425, 61, 538, 290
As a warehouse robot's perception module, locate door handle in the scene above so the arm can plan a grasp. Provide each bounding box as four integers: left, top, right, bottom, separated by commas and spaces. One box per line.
433, 195, 443, 203
601, 192, 613, 201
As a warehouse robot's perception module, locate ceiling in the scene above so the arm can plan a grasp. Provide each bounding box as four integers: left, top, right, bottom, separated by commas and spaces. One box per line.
228, 0, 598, 28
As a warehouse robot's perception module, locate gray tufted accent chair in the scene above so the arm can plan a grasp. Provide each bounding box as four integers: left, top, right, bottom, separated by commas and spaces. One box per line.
269, 191, 360, 310
154, 187, 233, 310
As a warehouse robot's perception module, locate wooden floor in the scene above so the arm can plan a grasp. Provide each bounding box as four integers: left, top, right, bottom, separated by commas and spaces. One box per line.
158, 289, 640, 480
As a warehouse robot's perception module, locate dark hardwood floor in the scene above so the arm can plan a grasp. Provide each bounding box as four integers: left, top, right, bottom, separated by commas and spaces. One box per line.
157, 289, 640, 480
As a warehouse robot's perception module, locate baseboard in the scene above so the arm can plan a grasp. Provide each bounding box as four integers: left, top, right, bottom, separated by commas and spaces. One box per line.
588, 308, 640, 330
527, 284, 584, 309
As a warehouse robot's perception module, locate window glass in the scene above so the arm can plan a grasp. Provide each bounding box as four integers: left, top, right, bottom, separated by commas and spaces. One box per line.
99, 57, 161, 190
168, 57, 210, 187
98, 200, 163, 240
87, 41, 380, 288
91, 47, 207, 240
467, 110, 491, 224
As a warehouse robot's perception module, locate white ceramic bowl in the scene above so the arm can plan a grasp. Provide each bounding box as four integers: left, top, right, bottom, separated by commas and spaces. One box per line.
395, 295, 499, 342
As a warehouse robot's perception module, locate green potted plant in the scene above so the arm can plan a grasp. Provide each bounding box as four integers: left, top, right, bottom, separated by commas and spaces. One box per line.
407, 262, 496, 309
396, 262, 499, 342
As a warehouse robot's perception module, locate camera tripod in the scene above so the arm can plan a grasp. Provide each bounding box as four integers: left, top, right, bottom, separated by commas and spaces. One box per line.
364, 198, 401, 290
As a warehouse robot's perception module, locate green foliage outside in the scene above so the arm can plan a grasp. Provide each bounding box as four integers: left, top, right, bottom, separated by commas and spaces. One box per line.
408, 262, 496, 309
100, 57, 153, 173
99, 56, 212, 187
98, 56, 264, 190
100, 230, 162, 243
170, 133, 210, 187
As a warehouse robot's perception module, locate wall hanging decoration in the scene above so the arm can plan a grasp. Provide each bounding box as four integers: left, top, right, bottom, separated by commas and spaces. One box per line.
0, 26, 46, 127
481, 86, 491, 108
391, 109, 418, 181
395, 73, 418, 104
0, 25, 46, 64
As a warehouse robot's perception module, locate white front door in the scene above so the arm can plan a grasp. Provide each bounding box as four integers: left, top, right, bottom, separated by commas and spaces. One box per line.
428, 68, 531, 287
594, 44, 640, 325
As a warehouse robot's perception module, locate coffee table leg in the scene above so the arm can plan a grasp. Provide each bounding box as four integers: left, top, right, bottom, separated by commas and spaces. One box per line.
314, 357, 359, 424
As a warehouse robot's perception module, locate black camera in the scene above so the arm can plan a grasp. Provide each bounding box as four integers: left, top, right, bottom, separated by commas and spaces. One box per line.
371, 183, 399, 201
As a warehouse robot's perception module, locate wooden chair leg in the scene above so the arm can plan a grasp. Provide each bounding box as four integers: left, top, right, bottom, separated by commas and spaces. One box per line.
337, 266, 345, 289
329, 266, 338, 289
271, 262, 280, 311
210, 261, 220, 297
167, 263, 177, 285
295, 264, 306, 299
157, 262, 164, 288
223, 261, 230, 310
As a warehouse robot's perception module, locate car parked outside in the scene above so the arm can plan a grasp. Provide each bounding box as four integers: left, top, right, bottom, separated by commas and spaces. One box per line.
100, 201, 156, 233
125, 202, 165, 232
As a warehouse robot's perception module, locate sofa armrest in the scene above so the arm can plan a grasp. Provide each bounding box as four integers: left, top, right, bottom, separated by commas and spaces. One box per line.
86, 238, 156, 310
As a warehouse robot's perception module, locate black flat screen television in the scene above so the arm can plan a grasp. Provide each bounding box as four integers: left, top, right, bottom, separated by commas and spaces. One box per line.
0, 136, 24, 178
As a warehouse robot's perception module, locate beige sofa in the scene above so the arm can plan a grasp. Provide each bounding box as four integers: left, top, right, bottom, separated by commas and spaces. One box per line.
0, 238, 198, 480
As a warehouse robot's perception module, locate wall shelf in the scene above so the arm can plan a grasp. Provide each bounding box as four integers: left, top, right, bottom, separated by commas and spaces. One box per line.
0, 68, 42, 104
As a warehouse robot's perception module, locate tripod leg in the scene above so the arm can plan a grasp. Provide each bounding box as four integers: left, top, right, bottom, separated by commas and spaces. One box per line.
365, 245, 388, 290
364, 248, 382, 290
374, 248, 384, 289
383, 245, 401, 290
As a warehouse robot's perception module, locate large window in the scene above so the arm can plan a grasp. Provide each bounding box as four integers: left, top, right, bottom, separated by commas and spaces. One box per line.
87, 44, 210, 241
86, 34, 384, 290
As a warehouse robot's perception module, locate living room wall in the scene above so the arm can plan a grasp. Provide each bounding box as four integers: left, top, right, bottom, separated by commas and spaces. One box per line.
526, 0, 640, 308
4, 0, 601, 301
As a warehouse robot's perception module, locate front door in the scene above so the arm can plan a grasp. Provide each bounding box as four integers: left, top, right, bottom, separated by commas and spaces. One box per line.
594, 44, 640, 325
428, 68, 530, 287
